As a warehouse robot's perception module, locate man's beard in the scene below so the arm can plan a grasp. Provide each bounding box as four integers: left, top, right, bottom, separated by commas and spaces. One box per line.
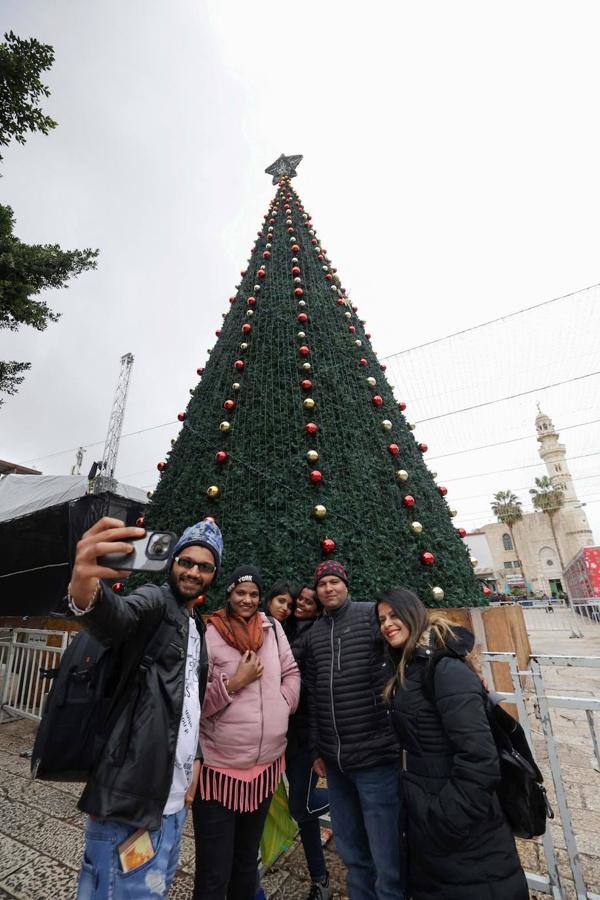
168, 568, 204, 603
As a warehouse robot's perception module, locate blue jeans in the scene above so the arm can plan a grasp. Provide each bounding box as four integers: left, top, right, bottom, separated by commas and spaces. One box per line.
76, 807, 187, 899
287, 747, 329, 882
325, 761, 404, 900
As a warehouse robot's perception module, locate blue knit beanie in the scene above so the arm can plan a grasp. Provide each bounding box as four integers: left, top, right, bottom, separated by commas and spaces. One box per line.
171, 519, 223, 575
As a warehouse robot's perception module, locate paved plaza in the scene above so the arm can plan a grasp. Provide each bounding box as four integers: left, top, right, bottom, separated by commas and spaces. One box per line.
0, 623, 598, 899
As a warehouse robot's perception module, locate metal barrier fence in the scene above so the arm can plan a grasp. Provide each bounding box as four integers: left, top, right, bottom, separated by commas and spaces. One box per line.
521, 599, 600, 639
0, 628, 69, 723
484, 651, 600, 900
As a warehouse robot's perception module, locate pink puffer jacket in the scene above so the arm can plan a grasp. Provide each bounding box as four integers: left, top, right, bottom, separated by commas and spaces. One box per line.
200, 614, 300, 769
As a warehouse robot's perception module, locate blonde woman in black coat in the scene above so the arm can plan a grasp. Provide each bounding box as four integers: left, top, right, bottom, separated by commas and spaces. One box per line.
376, 587, 528, 900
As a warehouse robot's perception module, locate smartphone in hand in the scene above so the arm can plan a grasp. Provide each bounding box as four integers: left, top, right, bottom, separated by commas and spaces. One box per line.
98, 531, 177, 573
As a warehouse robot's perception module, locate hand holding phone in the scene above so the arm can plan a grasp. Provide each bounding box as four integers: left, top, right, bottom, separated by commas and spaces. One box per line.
69, 517, 146, 610
98, 530, 177, 573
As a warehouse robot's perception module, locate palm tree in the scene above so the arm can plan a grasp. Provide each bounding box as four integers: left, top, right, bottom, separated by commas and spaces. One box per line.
530, 476, 567, 590
491, 490, 527, 588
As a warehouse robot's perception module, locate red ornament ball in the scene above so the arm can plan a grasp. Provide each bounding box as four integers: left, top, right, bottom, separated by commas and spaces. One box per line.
301, 379, 312, 390
402, 494, 416, 507
192, 594, 206, 606
215, 329, 222, 337
157, 461, 167, 472
418, 443, 428, 453
457, 527, 467, 538
380, 364, 387, 371
321, 538, 336, 554
223, 399, 235, 411
305, 422, 318, 435
297, 312, 308, 323
136, 516, 145, 527
372, 395, 383, 407
177, 412, 187, 422
229, 297, 236, 305
309, 470, 323, 484
482, 586, 492, 596
299, 345, 310, 357
420, 551, 435, 566
294, 287, 304, 298
291, 244, 300, 253
215, 451, 229, 464
242, 323, 252, 334
398, 401, 407, 411
113, 582, 124, 593
292, 266, 301, 275
366, 333, 371, 339
348, 325, 356, 333
257, 269, 266, 279
247, 296, 257, 305
337, 298, 345, 306
359, 358, 368, 367
241, 270, 246, 277
263, 250, 271, 259
234, 359, 245, 371
196, 367, 205, 375
438, 486, 448, 496
388, 443, 400, 456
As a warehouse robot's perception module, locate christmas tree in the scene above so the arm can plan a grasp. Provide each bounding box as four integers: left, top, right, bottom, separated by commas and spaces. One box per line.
144, 155, 483, 609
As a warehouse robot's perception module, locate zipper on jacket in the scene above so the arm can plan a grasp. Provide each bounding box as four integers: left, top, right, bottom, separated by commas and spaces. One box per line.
329, 619, 343, 772
255, 677, 265, 763
337, 637, 341, 672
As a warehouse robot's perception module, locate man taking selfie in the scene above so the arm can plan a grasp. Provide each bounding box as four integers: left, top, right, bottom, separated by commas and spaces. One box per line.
67, 515, 223, 899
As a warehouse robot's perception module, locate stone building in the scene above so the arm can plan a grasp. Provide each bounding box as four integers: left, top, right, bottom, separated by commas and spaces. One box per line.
465, 408, 594, 597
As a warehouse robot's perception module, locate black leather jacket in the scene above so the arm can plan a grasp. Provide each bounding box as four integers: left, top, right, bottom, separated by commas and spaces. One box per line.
74, 581, 208, 830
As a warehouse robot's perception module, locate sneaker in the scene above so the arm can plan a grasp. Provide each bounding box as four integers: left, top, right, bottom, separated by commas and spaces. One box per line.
307, 876, 333, 900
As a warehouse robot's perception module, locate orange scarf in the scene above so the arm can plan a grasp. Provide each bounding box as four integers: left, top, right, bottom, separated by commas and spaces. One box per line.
208, 607, 264, 654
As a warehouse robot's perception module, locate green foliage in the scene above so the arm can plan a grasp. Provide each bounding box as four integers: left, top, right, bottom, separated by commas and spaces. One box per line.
0, 30, 57, 160
529, 475, 564, 514
0, 203, 98, 405
143, 182, 484, 610
491, 489, 523, 528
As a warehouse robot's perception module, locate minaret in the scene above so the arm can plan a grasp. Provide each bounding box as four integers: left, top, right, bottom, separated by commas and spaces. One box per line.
535, 405, 594, 563
535, 405, 579, 507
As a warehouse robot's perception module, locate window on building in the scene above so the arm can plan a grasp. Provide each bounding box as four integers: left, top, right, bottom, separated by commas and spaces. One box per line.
505, 561, 513, 569
515, 560, 522, 566
502, 533, 513, 551
555, 464, 562, 473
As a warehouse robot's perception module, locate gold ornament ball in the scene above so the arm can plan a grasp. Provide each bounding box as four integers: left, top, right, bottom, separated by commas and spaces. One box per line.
407, 422, 416, 430
303, 398, 315, 410
381, 419, 393, 431
313, 504, 327, 519
240, 342, 248, 350
146, 490, 154, 499
344, 311, 352, 319
219, 421, 231, 433
355, 340, 362, 347
246, 309, 254, 317
366, 377, 377, 387
410, 521, 423, 534
232, 382, 240, 391
302, 362, 312, 371
470, 557, 478, 567
297, 331, 306, 339
431, 470, 438, 478
431, 586, 445, 602
449, 508, 458, 517
207, 485, 220, 499
306, 449, 319, 462
395, 469, 409, 482
170, 438, 176, 447
298, 300, 307, 307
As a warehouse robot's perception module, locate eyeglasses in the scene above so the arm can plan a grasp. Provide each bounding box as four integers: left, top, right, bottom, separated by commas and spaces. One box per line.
174, 556, 216, 574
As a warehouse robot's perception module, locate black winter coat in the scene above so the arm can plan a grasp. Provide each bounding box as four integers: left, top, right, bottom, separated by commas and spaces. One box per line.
74, 582, 208, 830
306, 597, 398, 770
286, 619, 315, 756
390, 647, 528, 900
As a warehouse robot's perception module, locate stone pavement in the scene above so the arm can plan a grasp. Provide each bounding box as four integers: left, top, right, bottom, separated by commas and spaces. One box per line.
0, 623, 598, 898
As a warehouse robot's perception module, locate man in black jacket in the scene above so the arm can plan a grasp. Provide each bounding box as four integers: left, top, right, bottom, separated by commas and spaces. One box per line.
67, 515, 222, 900
306, 561, 404, 900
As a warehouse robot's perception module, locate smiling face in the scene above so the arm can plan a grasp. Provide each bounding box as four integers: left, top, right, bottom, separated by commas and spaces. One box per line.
378, 600, 410, 649
170, 545, 216, 600
228, 581, 261, 619
267, 592, 294, 622
295, 587, 319, 620
316, 575, 348, 611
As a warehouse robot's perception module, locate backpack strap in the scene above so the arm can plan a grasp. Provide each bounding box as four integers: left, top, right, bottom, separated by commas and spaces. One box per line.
265, 614, 279, 650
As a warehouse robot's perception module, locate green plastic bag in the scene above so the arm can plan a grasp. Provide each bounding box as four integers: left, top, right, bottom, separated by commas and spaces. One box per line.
260, 779, 298, 867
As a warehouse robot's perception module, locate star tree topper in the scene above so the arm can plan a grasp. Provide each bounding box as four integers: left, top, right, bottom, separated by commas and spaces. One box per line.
265, 153, 303, 184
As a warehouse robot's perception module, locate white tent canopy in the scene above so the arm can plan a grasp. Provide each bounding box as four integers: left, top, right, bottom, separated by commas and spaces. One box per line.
0, 474, 148, 524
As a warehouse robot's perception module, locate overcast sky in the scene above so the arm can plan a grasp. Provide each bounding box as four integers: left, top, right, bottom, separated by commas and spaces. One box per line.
2, 1, 600, 548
